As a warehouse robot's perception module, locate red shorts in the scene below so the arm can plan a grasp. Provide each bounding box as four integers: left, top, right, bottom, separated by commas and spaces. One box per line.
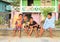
14, 26, 22, 31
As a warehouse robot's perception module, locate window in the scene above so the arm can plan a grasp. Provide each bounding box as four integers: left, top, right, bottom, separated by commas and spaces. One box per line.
58, 0, 60, 2
58, 13, 60, 19
34, 0, 41, 6
41, 0, 51, 6
27, 0, 33, 6
22, 0, 27, 6
47, 0, 51, 3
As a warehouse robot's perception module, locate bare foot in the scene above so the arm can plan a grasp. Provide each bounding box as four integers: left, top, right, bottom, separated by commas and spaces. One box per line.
35, 35, 39, 38
28, 36, 31, 38
18, 35, 21, 38
12, 34, 16, 37
50, 36, 53, 38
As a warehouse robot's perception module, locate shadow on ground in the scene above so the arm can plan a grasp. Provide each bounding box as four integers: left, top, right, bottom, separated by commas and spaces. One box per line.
0, 30, 60, 37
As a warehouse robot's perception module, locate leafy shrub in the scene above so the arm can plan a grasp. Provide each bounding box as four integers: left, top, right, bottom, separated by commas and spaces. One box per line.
55, 19, 60, 25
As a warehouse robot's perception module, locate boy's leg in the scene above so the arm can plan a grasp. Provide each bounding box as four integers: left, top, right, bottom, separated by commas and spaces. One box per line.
18, 30, 21, 37
49, 28, 53, 37
18, 28, 21, 37
13, 30, 16, 36
13, 28, 17, 36
34, 27, 38, 37
24, 27, 28, 34
28, 26, 33, 37
40, 27, 44, 37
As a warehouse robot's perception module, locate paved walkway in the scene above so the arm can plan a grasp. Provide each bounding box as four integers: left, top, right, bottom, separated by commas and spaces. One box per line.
0, 36, 60, 42
0, 28, 60, 42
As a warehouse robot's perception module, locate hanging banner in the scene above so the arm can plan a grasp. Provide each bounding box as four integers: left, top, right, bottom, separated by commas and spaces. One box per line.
22, 6, 40, 12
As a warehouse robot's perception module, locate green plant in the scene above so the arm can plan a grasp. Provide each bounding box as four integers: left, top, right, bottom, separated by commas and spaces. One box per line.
55, 19, 60, 25
11, 0, 20, 6
0, 14, 8, 24
0, 16, 4, 24
41, 8, 55, 18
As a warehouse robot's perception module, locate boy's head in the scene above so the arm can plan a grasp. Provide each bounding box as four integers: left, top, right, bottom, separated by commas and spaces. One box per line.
30, 17, 33, 22
47, 13, 52, 19
24, 15, 28, 21
19, 14, 23, 19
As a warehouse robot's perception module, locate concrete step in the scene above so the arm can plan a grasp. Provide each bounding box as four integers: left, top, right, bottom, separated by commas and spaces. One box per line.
0, 36, 60, 42
0, 28, 60, 31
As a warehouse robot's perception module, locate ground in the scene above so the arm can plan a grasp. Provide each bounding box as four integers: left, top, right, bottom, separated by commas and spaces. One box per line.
0, 36, 60, 42
0, 25, 60, 42
0, 30, 60, 42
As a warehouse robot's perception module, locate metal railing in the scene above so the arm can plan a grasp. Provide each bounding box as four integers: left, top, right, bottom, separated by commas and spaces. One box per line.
21, 6, 56, 12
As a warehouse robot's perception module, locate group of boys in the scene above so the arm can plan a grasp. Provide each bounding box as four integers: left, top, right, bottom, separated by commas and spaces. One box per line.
13, 13, 55, 38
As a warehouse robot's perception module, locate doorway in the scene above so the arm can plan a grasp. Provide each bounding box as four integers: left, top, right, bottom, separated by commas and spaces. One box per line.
27, 0, 33, 6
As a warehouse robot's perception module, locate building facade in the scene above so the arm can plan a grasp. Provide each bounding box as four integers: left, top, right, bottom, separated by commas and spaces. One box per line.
0, 1, 11, 12
21, 0, 58, 22
21, 0, 58, 12
0, 0, 11, 28
58, 0, 60, 19
11, 0, 59, 28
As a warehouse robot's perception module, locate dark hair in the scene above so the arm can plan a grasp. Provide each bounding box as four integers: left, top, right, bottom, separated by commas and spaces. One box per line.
30, 17, 33, 19
24, 15, 27, 17
19, 14, 23, 16
48, 13, 52, 16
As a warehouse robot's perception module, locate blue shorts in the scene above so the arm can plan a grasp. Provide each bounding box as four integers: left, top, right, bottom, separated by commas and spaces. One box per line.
43, 24, 55, 30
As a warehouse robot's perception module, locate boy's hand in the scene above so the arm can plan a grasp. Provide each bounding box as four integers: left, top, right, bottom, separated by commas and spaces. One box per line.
33, 24, 38, 26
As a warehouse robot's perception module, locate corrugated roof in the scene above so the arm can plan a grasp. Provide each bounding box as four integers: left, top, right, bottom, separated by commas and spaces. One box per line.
0, 0, 11, 4
0, 12, 11, 15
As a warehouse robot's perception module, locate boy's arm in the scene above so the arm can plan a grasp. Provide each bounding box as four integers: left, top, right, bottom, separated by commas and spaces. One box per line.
43, 18, 47, 25
44, 18, 47, 23
52, 13, 56, 20
33, 21, 38, 26
15, 20, 18, 27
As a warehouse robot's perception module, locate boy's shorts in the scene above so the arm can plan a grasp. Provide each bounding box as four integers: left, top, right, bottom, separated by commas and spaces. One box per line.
29, 24, 37, 28
29, 24, 40, 29
24, 25, 29, 28
43, 25, 55, 30
14, 26, 21, 31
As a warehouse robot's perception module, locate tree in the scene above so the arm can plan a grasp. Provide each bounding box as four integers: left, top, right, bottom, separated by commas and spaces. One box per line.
11, 0, 20, 6
41, 8, 55, 18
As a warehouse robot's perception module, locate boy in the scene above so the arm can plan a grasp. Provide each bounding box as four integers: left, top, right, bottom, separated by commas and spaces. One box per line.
23, 15, 29, 34
28, 17, 39, 37
13, 14, 23, 37
40, 13, 55, 37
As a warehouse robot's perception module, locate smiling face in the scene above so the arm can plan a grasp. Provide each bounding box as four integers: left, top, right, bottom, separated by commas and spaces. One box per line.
24, 16, 28, 21
30, 18, 33, 23
47, 13, 52, 19
19, 14, 23, 19
47, 15, 52, 19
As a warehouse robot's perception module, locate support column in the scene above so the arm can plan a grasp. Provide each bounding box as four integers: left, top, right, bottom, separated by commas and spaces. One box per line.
55, 0, 58, 12
20, 0, 22, 13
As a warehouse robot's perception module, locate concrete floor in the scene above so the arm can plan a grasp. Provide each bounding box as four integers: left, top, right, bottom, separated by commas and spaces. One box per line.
0, 36, 60, 42
0, 30, 60, 42
0, 30, 60, 37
